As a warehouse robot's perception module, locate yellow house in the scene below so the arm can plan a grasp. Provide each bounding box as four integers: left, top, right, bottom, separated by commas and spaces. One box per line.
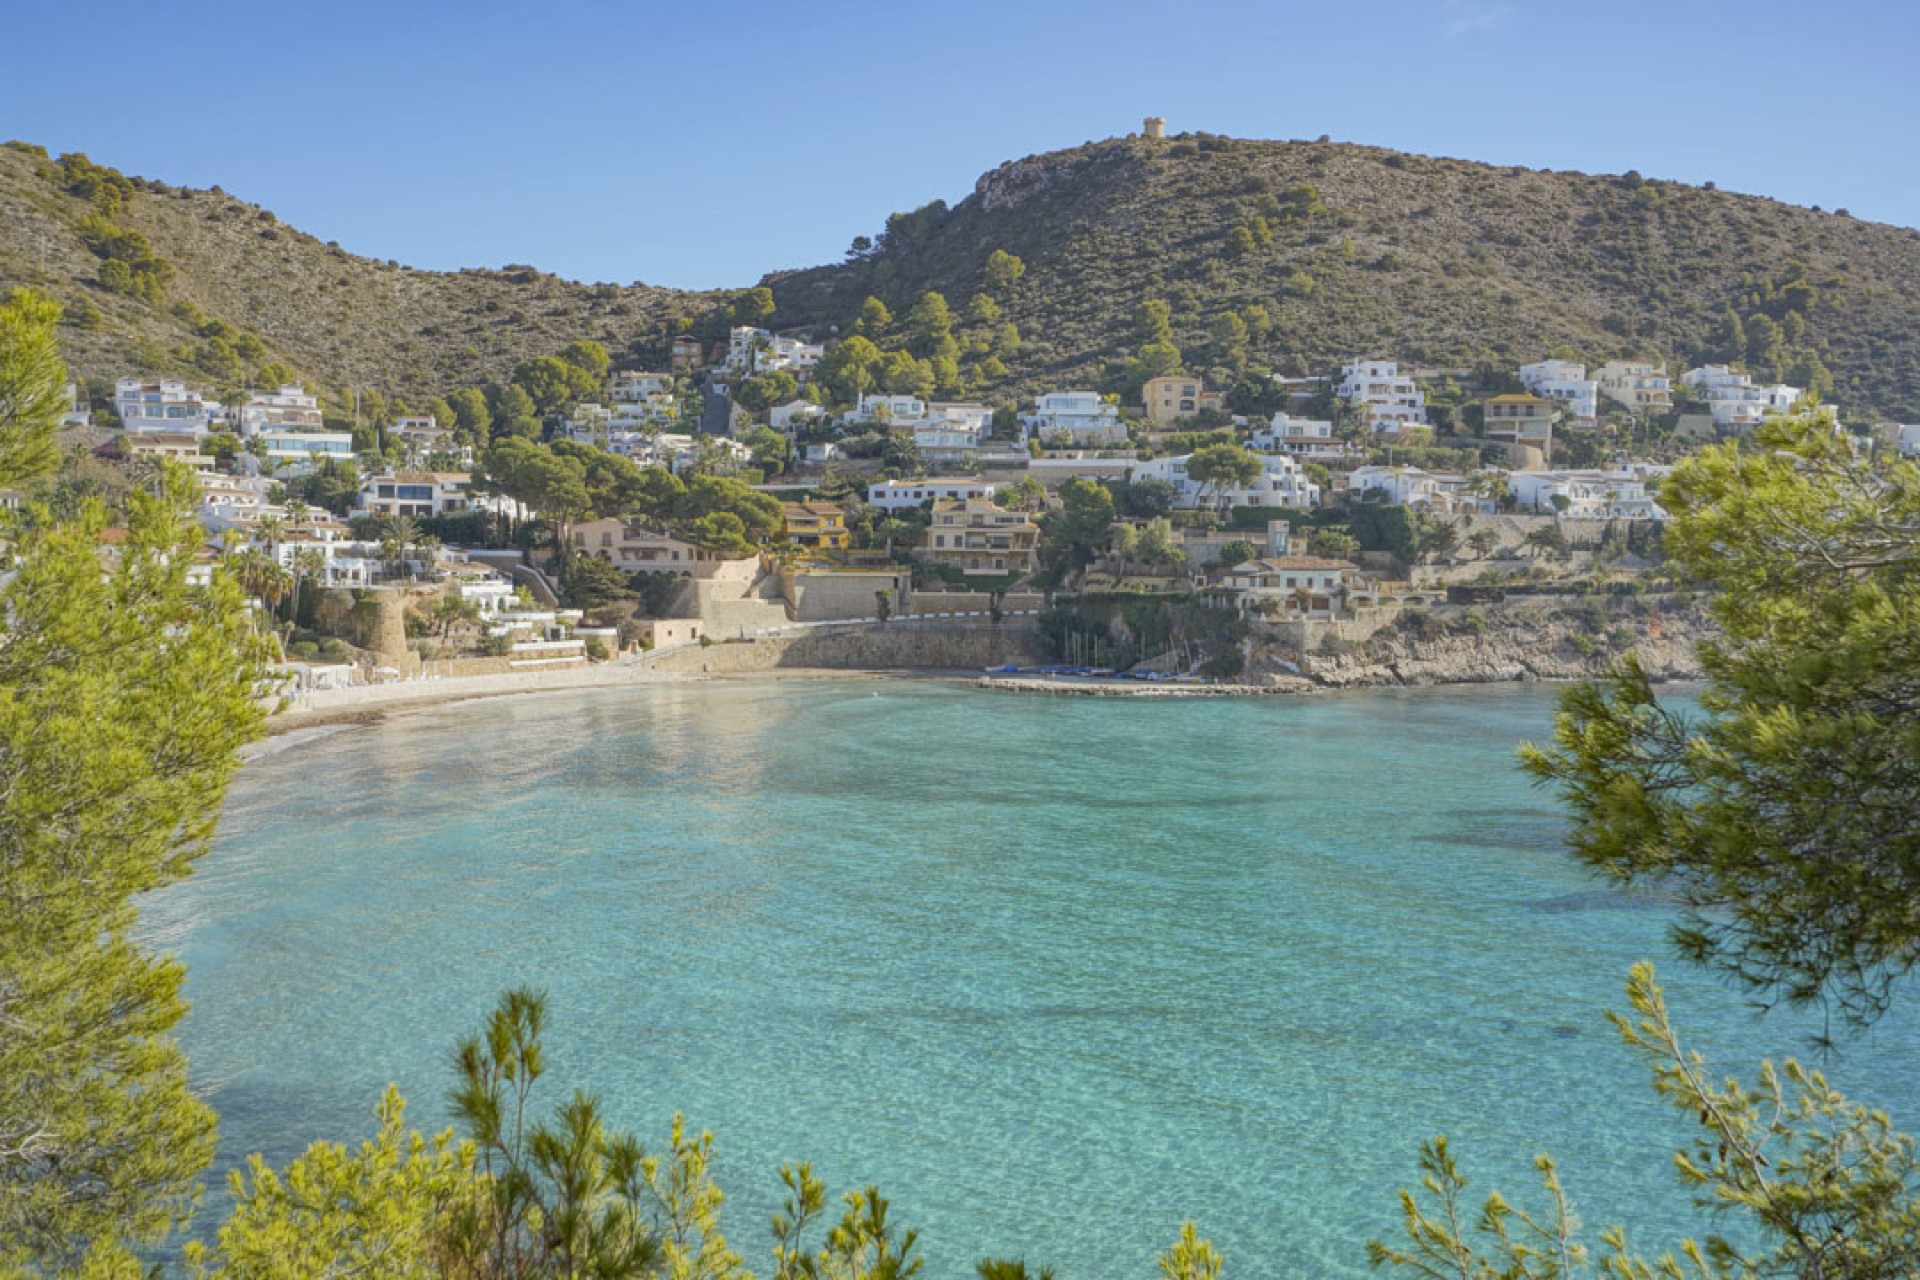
1141, 375, 1225, 429
780, 501, 851, 551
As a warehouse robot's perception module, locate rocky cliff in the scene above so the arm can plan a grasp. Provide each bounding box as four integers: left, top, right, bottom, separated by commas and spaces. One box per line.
1253, 593, 1709, 689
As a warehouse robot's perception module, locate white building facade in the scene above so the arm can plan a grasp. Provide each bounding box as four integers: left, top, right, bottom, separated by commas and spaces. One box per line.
1336, 360, 1427, 435
116, 379, 211, 434
1025, 391, 1126, 446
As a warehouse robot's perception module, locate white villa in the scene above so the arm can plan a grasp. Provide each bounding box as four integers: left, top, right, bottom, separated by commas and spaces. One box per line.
1336, 360, 1427, 435
196, 471, 281, 526
867, 477, 999, 513
1682, 366, 1802, 431
266, 522, 377, 588
238, 385, 322, 437
1250, 412, 1358, 461
1519, 360, 1599, 425
770, 400, 825, 433
1130, 451, 1320, 510
1345, 464, 1491, 516
727, 327, 823, 376
611, 371, 674, 400
609, 371, 680, 426
1508, 467, 1672, 520
849, 393, 928, 425
116, 378, 211, 434
1217, 556, 1364, 620
258, 428, 355, 475
1025, 391, 1126, 446
354, 473, 478, 520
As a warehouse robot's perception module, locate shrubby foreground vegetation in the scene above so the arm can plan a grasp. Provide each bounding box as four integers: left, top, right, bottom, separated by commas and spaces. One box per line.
4, 288, 1920, 1276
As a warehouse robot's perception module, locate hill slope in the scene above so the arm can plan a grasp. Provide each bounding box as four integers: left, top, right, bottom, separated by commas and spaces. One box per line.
5, 134, 1919, 419
765, 134, 1920, 418
0, 142, 716, 398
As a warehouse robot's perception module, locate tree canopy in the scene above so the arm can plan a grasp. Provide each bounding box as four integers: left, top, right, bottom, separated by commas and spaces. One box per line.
1524, 417, 1920, 1029
0, 289, 267, 1273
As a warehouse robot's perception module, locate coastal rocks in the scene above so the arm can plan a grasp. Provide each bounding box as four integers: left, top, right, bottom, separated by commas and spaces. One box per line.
1275, 595, 1710, 690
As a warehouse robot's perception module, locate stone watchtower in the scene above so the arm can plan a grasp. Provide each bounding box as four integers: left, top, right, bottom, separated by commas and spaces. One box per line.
1143, 116, 1166, 140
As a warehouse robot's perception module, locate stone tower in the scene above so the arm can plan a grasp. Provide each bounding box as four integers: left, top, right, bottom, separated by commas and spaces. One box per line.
1143, 116, 1166, 140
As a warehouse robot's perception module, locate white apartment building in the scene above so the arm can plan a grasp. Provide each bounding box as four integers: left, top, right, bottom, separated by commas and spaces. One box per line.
867, 477, 998, 513
63, 382, 90, 427
116, 378, 211, 434
1130, 451, 1320, 510
1597, 361, 1673, 413
1682, 366, 1802, 431
239, 385, 322, 438
1519, 360, 1599, 424
1337, 360, 1428, 434
1025, 391, 1126, 446
1895, 425, 1920, 458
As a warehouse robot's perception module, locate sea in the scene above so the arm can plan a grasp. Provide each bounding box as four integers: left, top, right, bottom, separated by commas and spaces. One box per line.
143, 680, 1920, 1278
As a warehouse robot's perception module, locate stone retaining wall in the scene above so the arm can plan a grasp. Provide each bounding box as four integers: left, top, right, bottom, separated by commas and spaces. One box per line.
641, 622, 1038, 675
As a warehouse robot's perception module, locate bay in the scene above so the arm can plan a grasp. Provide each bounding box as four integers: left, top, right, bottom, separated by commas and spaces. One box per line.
144, 680, 1920, 1278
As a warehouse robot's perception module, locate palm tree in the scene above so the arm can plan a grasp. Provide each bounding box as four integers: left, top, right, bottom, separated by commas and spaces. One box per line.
380, 514, 421, 579
288, 546, 326, 622
410, 532, 442, 576
229, 549, 291, 639
255, 514, 285, 552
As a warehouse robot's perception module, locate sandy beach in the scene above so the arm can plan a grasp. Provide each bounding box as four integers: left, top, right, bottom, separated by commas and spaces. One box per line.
259, 661, 972, 743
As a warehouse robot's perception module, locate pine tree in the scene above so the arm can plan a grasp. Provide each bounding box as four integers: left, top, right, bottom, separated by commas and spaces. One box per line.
0, 292, 268, 1271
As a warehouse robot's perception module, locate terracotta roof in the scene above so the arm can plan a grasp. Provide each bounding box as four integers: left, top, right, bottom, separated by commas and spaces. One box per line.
1234, 556, 1357, 572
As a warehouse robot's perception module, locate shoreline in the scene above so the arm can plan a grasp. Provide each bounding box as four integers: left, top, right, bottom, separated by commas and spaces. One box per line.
254, 659, 1694, 758
256, 663, 974, 744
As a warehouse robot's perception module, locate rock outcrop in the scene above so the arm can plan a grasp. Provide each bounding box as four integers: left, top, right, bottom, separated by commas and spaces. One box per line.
1254, 592, 1710, 689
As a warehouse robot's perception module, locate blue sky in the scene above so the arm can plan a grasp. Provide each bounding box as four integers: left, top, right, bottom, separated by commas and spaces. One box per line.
4, 0, 1914, 291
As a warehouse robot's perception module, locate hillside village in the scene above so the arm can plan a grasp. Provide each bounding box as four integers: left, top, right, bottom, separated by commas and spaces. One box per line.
46, 296, 1910, 698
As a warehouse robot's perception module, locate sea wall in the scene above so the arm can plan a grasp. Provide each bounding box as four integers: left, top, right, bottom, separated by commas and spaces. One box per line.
641, 621, 1039, 674
905, 590, 1048, 617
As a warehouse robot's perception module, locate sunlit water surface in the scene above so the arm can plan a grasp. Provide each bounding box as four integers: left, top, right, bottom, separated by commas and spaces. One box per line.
145, 681, 1920, 1278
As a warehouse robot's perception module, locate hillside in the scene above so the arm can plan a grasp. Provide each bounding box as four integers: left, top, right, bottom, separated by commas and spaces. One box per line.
5, 133, 1920, 419
766, 134, 1920, 419
0, 142, 719, 399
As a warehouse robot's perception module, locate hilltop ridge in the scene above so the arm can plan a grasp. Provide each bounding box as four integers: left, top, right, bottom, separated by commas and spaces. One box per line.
4, 132, 1919, 417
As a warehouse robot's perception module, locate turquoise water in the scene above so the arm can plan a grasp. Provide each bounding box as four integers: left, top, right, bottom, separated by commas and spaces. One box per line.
146, 681, 1920, 1277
